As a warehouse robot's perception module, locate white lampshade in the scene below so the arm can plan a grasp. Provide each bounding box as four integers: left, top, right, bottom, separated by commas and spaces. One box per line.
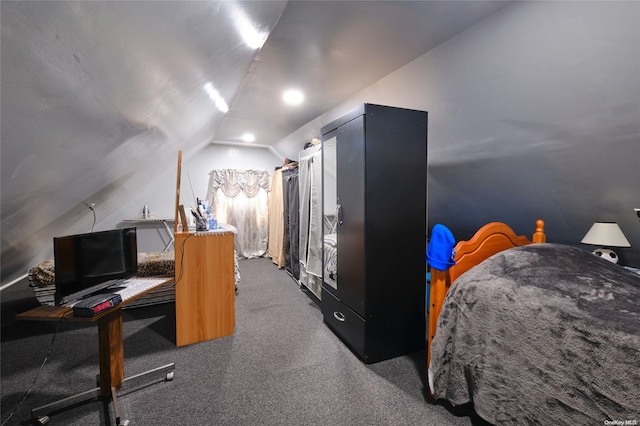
581, 222, 631, 247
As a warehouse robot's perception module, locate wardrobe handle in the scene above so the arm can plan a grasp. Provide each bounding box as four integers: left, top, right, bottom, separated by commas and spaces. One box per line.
336, 204, 343, 225
333, 312, 345, 322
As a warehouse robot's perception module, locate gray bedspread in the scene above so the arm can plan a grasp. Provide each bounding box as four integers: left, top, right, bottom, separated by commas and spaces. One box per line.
429, 243, 640, 425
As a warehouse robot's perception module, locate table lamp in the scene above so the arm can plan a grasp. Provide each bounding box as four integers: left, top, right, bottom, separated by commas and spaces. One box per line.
581, 221, 631, 264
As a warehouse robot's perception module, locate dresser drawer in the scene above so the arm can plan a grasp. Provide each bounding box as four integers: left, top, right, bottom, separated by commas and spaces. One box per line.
322, 287, 365, 360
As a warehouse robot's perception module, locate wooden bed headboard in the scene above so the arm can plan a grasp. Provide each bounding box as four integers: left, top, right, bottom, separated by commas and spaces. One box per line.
427, 220, 546, 368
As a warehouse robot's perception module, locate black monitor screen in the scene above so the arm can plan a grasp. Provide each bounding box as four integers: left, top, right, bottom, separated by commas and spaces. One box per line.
54, 228, 138, 305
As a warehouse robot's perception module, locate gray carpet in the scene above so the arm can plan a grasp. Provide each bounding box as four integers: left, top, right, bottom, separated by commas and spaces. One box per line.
1, 258, 486, 425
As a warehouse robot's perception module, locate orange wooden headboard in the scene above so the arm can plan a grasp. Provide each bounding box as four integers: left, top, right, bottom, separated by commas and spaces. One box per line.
426, 220, 545, 369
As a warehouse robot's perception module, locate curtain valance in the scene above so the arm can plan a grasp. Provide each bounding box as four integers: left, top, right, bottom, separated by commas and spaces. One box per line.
207, 169, 271, 199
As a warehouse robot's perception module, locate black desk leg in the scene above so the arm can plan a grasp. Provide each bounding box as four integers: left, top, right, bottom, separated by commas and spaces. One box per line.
30, 363, 175, 425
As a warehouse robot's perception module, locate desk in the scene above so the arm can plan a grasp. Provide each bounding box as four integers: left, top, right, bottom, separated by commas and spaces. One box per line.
17, 229, 235, 423
17, 277, 175, 425
123, 218, 175, 251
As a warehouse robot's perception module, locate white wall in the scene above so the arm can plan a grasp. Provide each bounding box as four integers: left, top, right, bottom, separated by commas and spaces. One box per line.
5, 1, 637, 288
99, 143, 282, 252
99, 1, 639, 265
274, 1, 640, 266
7, 141, 285, 268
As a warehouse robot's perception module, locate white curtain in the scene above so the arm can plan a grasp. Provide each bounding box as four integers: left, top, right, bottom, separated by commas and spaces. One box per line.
206, 169, 271, 259
298, 144, 323, 299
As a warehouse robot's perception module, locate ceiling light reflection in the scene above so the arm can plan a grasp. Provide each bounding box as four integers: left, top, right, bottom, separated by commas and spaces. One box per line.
204, 82, 229, 113
231, 4, 268, 49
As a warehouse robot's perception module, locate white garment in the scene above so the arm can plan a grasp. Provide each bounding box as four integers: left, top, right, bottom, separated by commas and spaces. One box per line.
298, 144, 323, 298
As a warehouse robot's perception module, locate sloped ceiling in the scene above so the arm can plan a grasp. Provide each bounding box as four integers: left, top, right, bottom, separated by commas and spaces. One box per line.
213, 0, 513, 147
1, 1, 511, 286
1, 0, 284, 285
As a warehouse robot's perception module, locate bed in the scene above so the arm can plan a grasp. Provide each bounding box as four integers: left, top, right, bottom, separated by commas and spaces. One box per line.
427, 220, 640, 425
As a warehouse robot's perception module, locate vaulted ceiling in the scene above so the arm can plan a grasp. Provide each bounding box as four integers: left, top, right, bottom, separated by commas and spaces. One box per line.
1, 1, 512, 285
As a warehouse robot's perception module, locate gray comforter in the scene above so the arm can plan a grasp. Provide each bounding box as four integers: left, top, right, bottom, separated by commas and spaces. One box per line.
429, 243, 640, 425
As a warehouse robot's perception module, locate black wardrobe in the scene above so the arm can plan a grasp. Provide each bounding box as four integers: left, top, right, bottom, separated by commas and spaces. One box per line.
321, 104, 427, 364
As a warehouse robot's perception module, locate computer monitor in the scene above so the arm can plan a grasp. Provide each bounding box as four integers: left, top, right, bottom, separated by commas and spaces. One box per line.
54, 228, 138, 305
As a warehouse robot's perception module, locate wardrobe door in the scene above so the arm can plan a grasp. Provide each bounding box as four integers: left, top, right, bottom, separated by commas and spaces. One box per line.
334, 116, 366, 317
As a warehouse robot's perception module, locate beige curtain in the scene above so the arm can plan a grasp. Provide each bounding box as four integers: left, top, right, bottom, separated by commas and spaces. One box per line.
267, 168, 285, 268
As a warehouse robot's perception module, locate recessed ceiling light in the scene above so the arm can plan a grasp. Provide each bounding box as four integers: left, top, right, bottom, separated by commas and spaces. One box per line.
282, 89, 304, 106
242, 133, 256, 142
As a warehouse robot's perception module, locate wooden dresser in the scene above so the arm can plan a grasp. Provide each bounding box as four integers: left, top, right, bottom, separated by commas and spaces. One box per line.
174, 230, 235, 346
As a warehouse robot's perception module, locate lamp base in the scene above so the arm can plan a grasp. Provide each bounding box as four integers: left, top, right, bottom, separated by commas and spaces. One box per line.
592, 248, 619, 264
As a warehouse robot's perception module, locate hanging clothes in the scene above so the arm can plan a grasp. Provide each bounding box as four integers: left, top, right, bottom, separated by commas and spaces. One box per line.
267, 168, 285, 268
282, 165, 300, 280
298, 143, 323, 299
206, 169, 271, 259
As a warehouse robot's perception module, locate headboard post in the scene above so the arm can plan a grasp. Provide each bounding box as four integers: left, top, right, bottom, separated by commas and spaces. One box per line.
533, 219, 546, 243
427, 269, 450, 370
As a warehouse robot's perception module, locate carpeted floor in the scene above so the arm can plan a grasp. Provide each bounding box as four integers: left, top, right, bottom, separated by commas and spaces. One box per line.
1, 257, 487, 425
